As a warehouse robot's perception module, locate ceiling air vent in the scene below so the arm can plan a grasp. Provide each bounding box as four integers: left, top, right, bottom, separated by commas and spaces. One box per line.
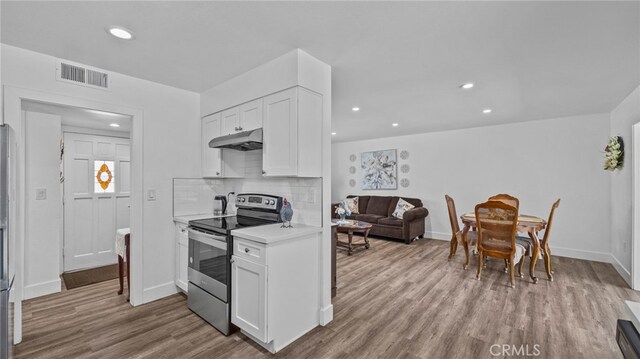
56, 60, 110, 90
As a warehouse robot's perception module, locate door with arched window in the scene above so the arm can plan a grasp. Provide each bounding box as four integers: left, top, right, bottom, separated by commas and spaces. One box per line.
63, 132, 130, 271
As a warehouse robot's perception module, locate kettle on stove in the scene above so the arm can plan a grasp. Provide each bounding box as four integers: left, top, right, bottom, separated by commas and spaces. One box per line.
213, 195, 228, 215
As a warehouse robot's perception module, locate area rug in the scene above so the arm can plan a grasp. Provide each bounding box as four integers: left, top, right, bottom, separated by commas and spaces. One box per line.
62, 263, 124, 290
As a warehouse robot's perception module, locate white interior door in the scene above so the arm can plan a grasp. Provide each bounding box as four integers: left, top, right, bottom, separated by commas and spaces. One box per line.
63, 133, 130, 272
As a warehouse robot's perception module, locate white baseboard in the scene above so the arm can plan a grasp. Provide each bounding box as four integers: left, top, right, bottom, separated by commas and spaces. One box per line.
424, 233, 633, 284
24, 278, 61, 300
611, 254, 632, 286
549, 246, 612, 263
142, 281, 178, 304
424, 231, 451, 241
319, 304, 333, 325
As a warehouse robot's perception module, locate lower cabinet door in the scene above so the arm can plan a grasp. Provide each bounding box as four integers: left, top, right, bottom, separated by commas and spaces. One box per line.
177, 243, 189, 292
231, 255, 267, 342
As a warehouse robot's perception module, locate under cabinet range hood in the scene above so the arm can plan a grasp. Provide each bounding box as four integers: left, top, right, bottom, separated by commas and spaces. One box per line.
209, 128, 263, 151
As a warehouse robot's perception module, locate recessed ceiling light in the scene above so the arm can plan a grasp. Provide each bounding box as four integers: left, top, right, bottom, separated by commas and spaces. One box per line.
331, 132, 337, 136
110, 123, 120, 128
482, 109, 492, 114
392, 123, 399, 127
460, 83, 474, 90
106, 26, 134, 40
352, 107, 360, 112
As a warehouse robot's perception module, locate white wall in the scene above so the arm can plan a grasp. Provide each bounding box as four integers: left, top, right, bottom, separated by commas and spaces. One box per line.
333, 113, 611, 261
610, 85, 640, 280
2, 44, 201, 303
24, 111, 62, 299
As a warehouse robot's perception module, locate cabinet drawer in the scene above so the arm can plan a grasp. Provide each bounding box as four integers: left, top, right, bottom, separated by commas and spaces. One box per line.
234, 238, 266, 265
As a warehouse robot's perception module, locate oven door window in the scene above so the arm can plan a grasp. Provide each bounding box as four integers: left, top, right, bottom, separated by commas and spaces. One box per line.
192, 240, 228, 286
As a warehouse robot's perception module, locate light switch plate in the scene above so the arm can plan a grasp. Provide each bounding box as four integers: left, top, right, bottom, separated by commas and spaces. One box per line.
147, 189, 156, 201
35, 188, 47, 200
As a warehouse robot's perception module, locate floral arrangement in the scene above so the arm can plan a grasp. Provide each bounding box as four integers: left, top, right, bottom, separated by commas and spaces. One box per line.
335, 202, 351, 221
604, 136, 624, 171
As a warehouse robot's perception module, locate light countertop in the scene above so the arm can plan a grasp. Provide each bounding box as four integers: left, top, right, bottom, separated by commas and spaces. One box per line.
625, 301, 640, 329
231, 223, 323, 244
173, 213, 234, 225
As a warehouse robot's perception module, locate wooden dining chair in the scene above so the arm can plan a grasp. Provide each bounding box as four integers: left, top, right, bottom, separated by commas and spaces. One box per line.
445, 195, 478, 261
516, 199, 560, 281
475, 201, 526, 288
487, 194, 520, 270
488, 193, 520, 209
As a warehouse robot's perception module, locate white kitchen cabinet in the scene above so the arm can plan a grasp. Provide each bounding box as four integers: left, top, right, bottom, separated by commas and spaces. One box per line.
221, 99, 263, 135
174, 222, 189, 293
202, 112, 245, 178
239, 98, 263, 132
221, 107, 240, 136
202, 113, 223, 178
230, 226, 322, 354
231, 255, 267, 342
262, 87, 322, 177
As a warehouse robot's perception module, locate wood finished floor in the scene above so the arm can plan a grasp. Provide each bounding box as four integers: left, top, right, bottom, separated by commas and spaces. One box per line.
16, 237, 638, 359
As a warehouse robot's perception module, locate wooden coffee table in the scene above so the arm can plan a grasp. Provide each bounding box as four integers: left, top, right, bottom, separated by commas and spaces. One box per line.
332, 219, 373, 255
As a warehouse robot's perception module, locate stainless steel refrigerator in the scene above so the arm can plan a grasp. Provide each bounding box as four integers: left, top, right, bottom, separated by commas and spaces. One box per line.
0, 125, 13, 359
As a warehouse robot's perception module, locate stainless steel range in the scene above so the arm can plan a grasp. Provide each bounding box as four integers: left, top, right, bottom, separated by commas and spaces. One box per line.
187, 193, 282, 335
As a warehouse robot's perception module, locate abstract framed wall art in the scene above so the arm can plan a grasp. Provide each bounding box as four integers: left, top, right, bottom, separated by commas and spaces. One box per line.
360, 149, 397, 190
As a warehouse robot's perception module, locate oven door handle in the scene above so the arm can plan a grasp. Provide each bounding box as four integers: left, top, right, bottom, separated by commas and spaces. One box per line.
188, 229, 227, 250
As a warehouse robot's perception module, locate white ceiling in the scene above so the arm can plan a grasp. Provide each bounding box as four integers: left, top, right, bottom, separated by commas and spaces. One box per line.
22, 101, 132, 133
2, 1, 638, 142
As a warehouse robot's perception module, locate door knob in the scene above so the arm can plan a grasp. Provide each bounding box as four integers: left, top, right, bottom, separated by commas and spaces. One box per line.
244, 248, 250, 253
262, 170, 266, 175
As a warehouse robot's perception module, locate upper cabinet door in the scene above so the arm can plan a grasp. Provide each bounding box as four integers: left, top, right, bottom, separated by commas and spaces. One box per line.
221, 107, 240, 136
262, 88, 298, 177
202, 113, 223, 178
239, 98, 263, 132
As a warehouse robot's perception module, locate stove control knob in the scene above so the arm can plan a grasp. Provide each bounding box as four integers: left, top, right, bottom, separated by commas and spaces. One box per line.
270, 200, 275, 205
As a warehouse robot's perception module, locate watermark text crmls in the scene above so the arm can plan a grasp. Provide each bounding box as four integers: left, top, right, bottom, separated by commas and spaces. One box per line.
490, 344, 541, 357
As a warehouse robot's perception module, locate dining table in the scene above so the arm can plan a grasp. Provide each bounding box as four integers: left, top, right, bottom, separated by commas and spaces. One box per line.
459, 212, 548, 283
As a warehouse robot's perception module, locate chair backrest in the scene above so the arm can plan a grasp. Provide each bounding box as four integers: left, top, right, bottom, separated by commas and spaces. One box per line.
445, 195, 460, 235
541, 199, 561, 246
475, 200, 519, 257
488, 193, 520, 210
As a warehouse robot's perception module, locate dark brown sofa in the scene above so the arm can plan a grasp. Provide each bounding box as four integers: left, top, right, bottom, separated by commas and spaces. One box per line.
332, 195, 428, 244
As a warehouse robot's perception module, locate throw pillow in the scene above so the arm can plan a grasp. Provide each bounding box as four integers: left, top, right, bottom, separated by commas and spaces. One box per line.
392, 198, 415, 219
343, 197, 359, 214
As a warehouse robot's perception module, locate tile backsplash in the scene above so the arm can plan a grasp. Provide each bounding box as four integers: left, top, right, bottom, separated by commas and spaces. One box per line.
174, 150, 322, 226
173, 178, 224, 216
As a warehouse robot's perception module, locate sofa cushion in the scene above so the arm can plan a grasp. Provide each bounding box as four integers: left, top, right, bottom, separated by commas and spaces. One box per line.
392, 198, 416, 219
355, 214, 385, 224
378, 217, 403, 227
387, 196, 423, 216
349, 195, 370, 214
343, 197, 359, 214
366, 196, 392, 216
